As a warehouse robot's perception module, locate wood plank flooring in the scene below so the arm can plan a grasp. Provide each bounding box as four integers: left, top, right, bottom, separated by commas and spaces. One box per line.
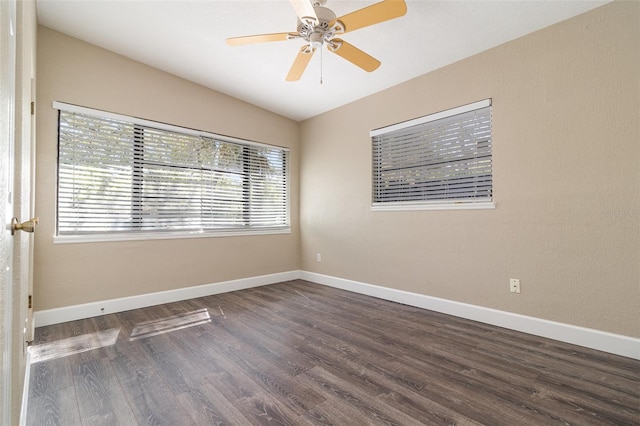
26, 280, 640, 425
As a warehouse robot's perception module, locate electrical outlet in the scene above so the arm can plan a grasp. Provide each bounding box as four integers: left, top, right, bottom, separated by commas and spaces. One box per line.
510, 278, 521, 293
316, 253, 322, 262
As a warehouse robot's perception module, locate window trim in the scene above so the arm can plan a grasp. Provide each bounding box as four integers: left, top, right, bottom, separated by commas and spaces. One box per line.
53, 227, 291, 245
370, 99, 494, 211
52, 101, 282, 151
52, 101, 291, 244
370, 201, 495, 212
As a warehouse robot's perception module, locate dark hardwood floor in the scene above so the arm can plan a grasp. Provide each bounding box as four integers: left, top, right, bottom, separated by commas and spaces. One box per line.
26, 280, 640, 425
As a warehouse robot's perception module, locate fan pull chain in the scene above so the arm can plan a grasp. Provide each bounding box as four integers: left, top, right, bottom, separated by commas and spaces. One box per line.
320, 47, 323, 84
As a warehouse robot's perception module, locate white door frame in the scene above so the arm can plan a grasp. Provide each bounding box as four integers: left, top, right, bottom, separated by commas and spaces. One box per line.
1, 0, 17, 423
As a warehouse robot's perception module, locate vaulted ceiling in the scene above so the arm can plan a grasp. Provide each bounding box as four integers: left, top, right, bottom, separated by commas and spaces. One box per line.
36, 0, 609, 121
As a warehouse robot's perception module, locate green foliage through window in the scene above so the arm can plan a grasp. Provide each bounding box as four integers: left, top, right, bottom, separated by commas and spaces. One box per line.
57, 108, 289, 236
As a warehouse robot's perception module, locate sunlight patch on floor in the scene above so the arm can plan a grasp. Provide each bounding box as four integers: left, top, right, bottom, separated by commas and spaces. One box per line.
29, 328, 120, 363
129, 308, 211, 341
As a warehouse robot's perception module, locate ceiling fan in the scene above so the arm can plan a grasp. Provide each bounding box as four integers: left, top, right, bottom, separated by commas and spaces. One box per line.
226, 0, 407, 81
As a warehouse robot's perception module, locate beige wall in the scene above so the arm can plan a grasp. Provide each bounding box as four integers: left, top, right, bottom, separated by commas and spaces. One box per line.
35, 2, 639, 340
35, 26, 300, 310
300, 2, 640, 338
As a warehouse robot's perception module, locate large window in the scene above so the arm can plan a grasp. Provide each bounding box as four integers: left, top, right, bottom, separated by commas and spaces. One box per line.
371, 99, 493, 210
55, 102, 289, 241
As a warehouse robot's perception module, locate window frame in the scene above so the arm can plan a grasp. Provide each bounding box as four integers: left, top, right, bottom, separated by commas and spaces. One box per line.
370, 99, 494, 211
53, 101, 290, 244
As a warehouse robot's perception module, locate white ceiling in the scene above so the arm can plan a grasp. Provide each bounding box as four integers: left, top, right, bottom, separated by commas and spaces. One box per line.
36, 0, 609, 122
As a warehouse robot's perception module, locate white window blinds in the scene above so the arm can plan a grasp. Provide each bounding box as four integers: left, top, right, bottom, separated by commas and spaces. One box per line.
371, 99, 492, 209
56, 103, 289, 237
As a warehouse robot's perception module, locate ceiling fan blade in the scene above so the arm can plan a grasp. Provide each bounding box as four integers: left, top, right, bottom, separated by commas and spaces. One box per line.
334, 0, 407, 34
328, 39, 380, 72
226, 32, 297, 46
289, 0, 318, 26
286, 46, 315, 81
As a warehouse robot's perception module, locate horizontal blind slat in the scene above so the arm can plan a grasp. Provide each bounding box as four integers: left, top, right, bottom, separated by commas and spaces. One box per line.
57, 109, 289, 235
372, 103, 492, 206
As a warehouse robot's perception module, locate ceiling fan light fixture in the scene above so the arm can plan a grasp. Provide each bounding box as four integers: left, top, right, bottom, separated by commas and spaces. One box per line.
309, 31, 324, 48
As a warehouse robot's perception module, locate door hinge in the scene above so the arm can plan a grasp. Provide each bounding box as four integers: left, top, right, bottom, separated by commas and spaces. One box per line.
30, 101, 35, 115
28, 295, 32, 309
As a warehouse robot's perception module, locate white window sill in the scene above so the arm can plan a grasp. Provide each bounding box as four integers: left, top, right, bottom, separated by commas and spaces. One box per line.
53, 227, 291, 244
371, 201, 495, 212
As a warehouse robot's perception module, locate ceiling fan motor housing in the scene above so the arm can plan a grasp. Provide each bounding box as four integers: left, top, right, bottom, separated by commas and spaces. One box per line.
313, 6, 336, 29
297, 5, 341, 49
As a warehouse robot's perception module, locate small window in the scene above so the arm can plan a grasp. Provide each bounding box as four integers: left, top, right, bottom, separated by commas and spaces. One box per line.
371, 99, 493, 210
54, 102, 289, 241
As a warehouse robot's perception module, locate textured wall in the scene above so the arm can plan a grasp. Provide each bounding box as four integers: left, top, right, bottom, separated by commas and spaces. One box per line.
299, 2, 639, 337
35, 3, 640, 340
35, 27, 301, 310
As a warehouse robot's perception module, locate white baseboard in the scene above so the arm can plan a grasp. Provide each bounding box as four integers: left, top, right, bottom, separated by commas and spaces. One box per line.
33, 270, 639, 360
300, 271, 640, 360
33, 270, 300, 327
